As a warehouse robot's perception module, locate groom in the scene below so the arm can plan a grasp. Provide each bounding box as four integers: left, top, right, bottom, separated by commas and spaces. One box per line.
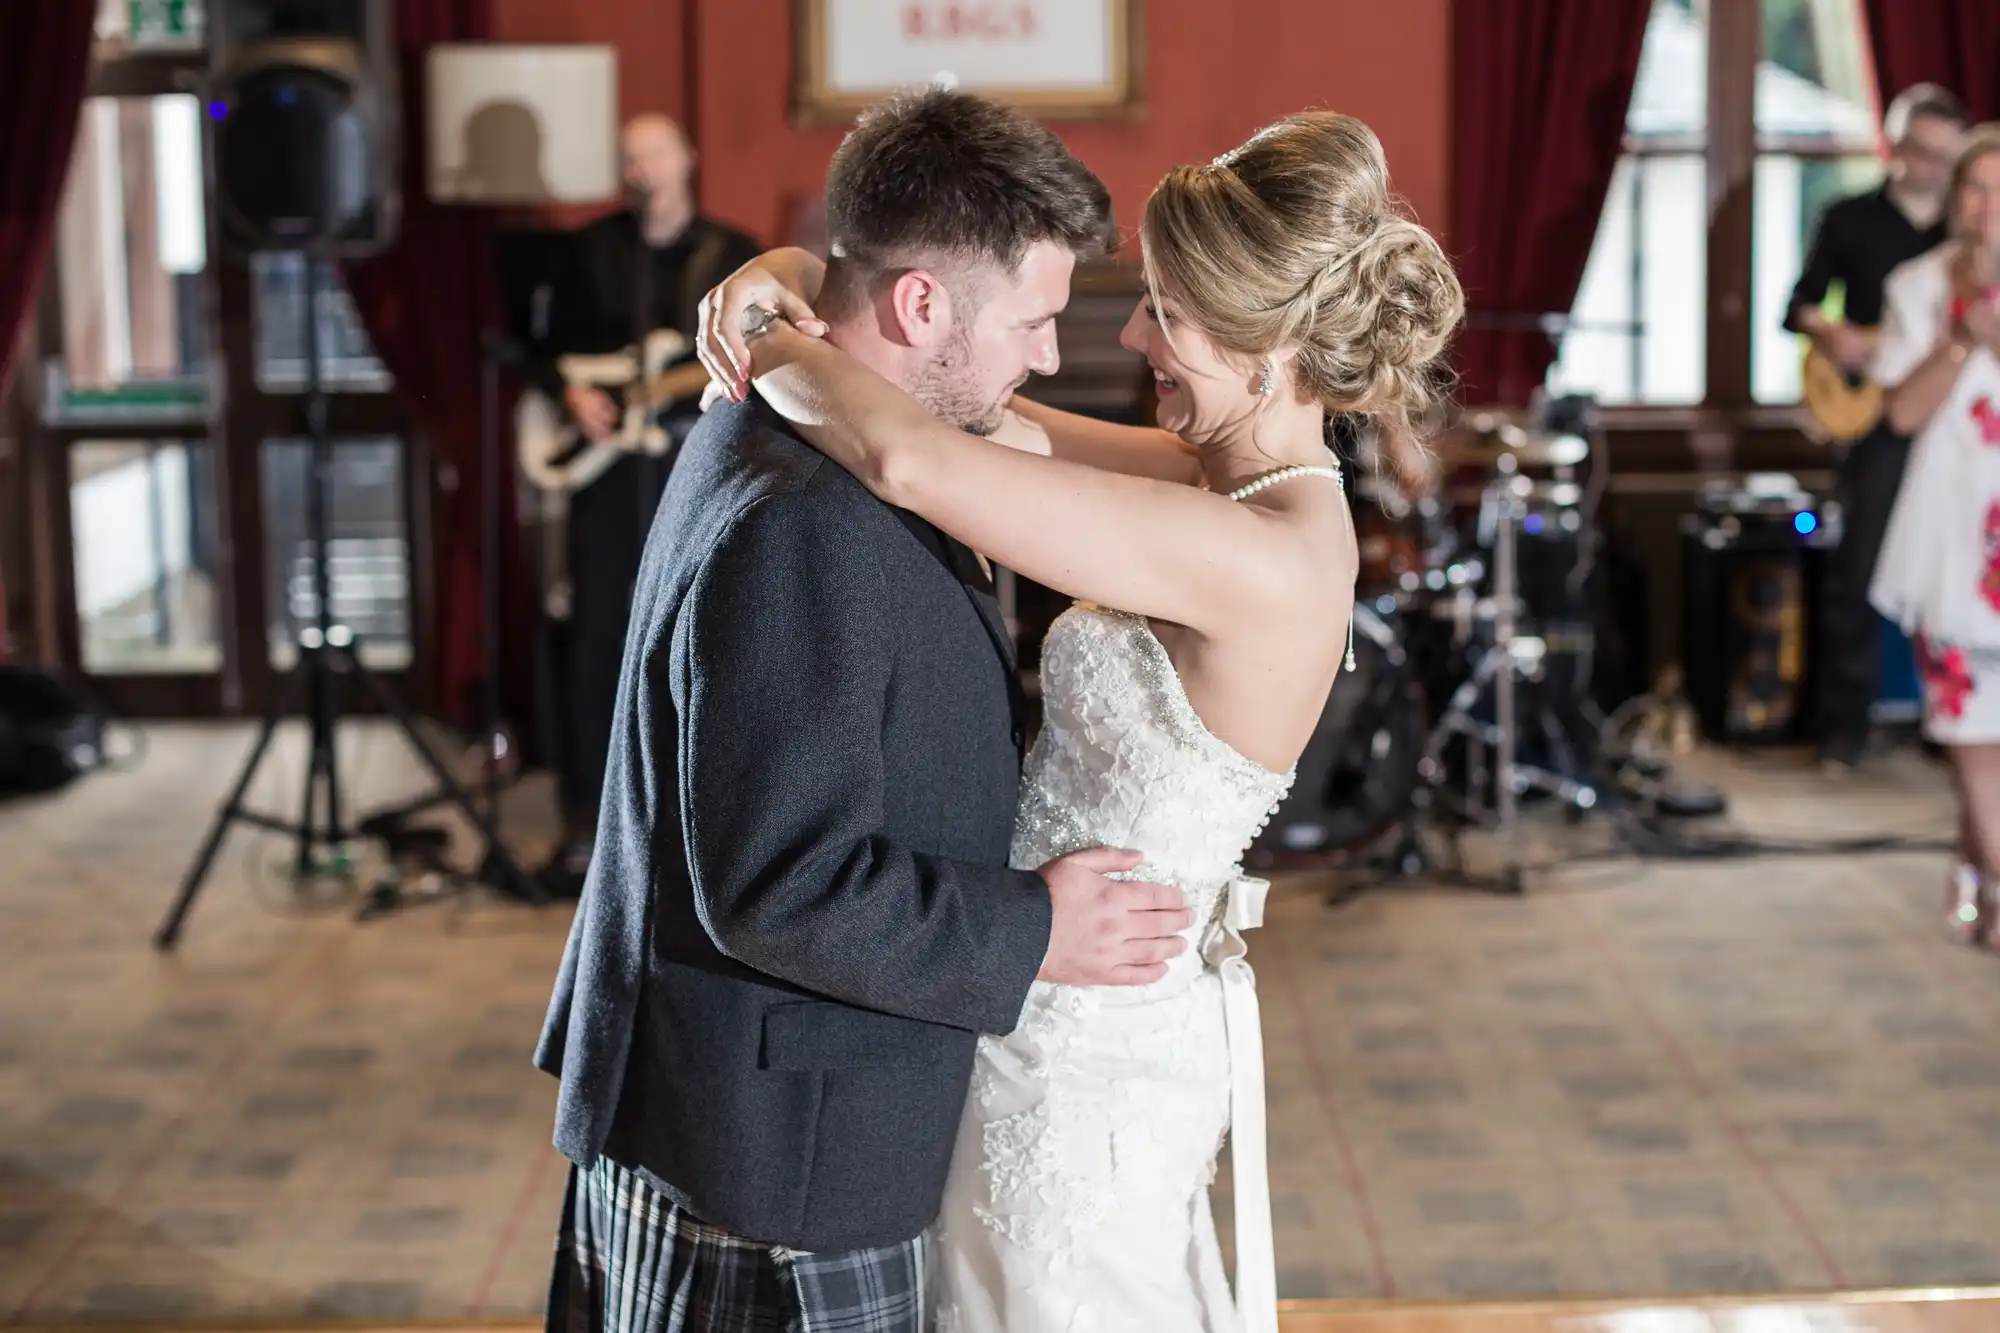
536, 89, 1194, 1333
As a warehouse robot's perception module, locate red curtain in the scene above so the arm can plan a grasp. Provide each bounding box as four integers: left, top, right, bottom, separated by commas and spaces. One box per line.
345, 0, 523, 727
0, 4, 95, 394
1865, 2, 2000, 122
1450, 0, 1654, 407
0, 4, 93, 660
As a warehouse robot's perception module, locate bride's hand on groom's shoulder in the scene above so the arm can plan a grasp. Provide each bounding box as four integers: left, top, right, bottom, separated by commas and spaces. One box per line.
698, 248, 830, 404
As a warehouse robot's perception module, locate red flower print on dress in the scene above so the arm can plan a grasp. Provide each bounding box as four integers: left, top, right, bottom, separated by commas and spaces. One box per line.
1976, 396, 2000, 446
1916, 633, 1976, 720
1982, 501, 2000, 613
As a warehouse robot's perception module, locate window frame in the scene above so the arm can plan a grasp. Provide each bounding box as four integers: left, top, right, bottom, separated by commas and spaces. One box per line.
4, 42, 433, 718
1586, 0, 1884, 449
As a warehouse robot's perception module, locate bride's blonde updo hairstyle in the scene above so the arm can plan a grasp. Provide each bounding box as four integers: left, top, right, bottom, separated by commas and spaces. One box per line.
1142, 113, 1464, 489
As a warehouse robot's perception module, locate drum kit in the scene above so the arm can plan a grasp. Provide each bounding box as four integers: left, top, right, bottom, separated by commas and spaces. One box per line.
1250, 398, 1608, 895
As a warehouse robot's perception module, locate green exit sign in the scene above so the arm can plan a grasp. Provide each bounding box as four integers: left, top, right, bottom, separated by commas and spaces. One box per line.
127, 0, 203, 43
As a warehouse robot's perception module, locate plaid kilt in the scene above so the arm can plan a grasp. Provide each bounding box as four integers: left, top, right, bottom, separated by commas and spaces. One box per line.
547, 1158, 929, 1333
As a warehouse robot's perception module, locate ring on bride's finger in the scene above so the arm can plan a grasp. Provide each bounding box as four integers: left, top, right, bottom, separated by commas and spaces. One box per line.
742, 304, 781, 340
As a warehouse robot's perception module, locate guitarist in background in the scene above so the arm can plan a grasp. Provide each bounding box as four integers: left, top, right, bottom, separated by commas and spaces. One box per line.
526, 113, 761, 894
1786, 85, 1967, 772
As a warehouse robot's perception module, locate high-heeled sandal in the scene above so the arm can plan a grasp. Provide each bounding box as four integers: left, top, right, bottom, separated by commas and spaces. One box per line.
1947, 860, 1984, 945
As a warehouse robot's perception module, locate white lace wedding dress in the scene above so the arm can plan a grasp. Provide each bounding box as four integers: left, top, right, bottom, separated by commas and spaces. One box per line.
931, 604, 1296, 1333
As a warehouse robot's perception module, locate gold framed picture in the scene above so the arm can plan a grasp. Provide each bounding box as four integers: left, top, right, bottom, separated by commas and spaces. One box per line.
794, 0, 1144, 124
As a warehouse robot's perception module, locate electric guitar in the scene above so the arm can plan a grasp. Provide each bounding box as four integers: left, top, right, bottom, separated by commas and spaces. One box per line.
1800, 328, 1883, 443
518, 329, 715, 493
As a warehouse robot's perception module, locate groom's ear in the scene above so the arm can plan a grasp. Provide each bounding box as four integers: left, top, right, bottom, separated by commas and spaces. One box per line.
887, 268, 955, 350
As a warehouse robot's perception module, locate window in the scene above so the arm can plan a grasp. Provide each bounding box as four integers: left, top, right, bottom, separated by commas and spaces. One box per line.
1553, 0, 1708, 406
1751, 0, 1879, 404
68, 440, 223, 674
1552, 0, 1882, 409
261, 437, 413, 671
48, 93, 210, 423
252, 253, 393, 393
20, 4, 417, 714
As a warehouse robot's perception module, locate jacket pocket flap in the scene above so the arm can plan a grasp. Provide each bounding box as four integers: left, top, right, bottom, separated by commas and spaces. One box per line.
759, 1001, 945, 1070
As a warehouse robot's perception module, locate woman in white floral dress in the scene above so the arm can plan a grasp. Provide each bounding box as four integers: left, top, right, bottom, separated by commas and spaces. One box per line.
1871, 123, 2000, 940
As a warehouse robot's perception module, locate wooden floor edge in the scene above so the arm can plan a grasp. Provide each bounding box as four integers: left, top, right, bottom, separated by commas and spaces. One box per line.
11, 1288, 2000, 1332
1275, 1282, 2000, 1312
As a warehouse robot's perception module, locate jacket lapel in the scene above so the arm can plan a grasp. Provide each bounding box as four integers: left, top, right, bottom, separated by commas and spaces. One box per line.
891, 510, 1014, 665
952, 553, 1019, 672
892, 511, 1027, 757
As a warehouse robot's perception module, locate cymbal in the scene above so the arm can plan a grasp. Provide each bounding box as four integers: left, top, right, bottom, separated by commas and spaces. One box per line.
1449, 428, 1589, 470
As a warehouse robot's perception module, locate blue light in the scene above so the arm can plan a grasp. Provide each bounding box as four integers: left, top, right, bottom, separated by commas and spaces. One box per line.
1523, 513, 1545, 536
1794, 511, 1818, 536
207, 100, 227, 119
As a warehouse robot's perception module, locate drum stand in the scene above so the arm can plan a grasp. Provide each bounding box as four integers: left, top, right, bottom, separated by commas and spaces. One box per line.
1328, 468, 1597, 906
1417, 471, 1598, 893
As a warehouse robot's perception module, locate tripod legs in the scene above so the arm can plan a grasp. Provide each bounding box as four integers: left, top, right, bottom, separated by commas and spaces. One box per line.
156, 642, 545, 950
155, 663, 308, 950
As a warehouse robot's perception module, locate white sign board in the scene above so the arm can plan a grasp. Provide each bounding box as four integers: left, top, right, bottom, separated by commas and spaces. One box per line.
426, 44, 620, 205
798, 1, 1140, 122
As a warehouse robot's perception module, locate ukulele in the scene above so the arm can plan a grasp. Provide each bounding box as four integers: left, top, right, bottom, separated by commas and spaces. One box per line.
1801, 331, 1884, 442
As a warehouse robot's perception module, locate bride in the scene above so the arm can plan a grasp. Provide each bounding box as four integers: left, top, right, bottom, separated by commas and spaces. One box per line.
703, 112, 1461, 1333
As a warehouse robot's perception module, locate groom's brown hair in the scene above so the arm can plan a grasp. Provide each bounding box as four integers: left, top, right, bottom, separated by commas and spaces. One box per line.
819, 87, 1116, 316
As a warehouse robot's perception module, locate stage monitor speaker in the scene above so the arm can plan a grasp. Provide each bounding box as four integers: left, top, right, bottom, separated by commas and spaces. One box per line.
1679, 478, 1835, 746
208, 0, 400, 256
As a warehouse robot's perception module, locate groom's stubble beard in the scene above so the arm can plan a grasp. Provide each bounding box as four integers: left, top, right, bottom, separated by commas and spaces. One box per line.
909, 319, 1016, 437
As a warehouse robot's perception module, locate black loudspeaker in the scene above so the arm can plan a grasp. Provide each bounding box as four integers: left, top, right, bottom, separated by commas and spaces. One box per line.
0, 666, 107, 795
208, 0, 400, 256
1680, 479, 1835, 745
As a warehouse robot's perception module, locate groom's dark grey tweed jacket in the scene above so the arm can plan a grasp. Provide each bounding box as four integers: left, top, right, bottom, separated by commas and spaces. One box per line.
536, 395, 1052, 1253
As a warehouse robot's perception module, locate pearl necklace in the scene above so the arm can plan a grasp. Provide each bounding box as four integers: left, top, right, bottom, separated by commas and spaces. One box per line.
1218, 461, 1356, 672
1223, 463, 1345, 501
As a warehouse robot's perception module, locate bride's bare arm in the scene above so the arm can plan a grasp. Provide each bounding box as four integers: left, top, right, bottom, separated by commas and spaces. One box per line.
700, 251, 1199, 485
1006, 397, 1202, 485
751, 326, 1317, 634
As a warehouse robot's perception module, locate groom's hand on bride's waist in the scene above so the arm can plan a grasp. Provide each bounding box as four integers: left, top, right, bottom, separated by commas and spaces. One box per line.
1035, 847, 1193, 988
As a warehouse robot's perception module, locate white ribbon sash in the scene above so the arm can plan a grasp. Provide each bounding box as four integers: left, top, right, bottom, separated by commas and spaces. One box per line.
1202, 875, 1277, 1333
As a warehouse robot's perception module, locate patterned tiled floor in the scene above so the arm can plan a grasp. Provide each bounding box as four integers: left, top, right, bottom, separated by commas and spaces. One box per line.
0, 724, 1994, 1322
0, 724, 571, 1324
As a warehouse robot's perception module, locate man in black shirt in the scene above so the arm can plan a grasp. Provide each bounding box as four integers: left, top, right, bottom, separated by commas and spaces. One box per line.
527, 114, 761, 892
1785, 84, 1967, 770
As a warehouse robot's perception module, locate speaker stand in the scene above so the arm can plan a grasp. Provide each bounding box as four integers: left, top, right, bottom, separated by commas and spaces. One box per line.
156, 246, 542, 950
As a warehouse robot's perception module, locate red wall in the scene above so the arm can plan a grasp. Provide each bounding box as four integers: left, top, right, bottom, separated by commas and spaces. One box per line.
490, 0, 690, 126
493, 0, 1451, 247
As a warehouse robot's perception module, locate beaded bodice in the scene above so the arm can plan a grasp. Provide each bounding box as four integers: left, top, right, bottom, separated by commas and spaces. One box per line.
1009, 605, 1295, 993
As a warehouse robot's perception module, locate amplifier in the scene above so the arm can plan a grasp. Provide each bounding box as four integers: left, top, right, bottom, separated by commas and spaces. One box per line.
1680, 476, 1836, 745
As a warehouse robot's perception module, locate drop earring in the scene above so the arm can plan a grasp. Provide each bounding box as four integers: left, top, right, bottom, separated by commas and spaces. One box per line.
1256, 358, 1275, 397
